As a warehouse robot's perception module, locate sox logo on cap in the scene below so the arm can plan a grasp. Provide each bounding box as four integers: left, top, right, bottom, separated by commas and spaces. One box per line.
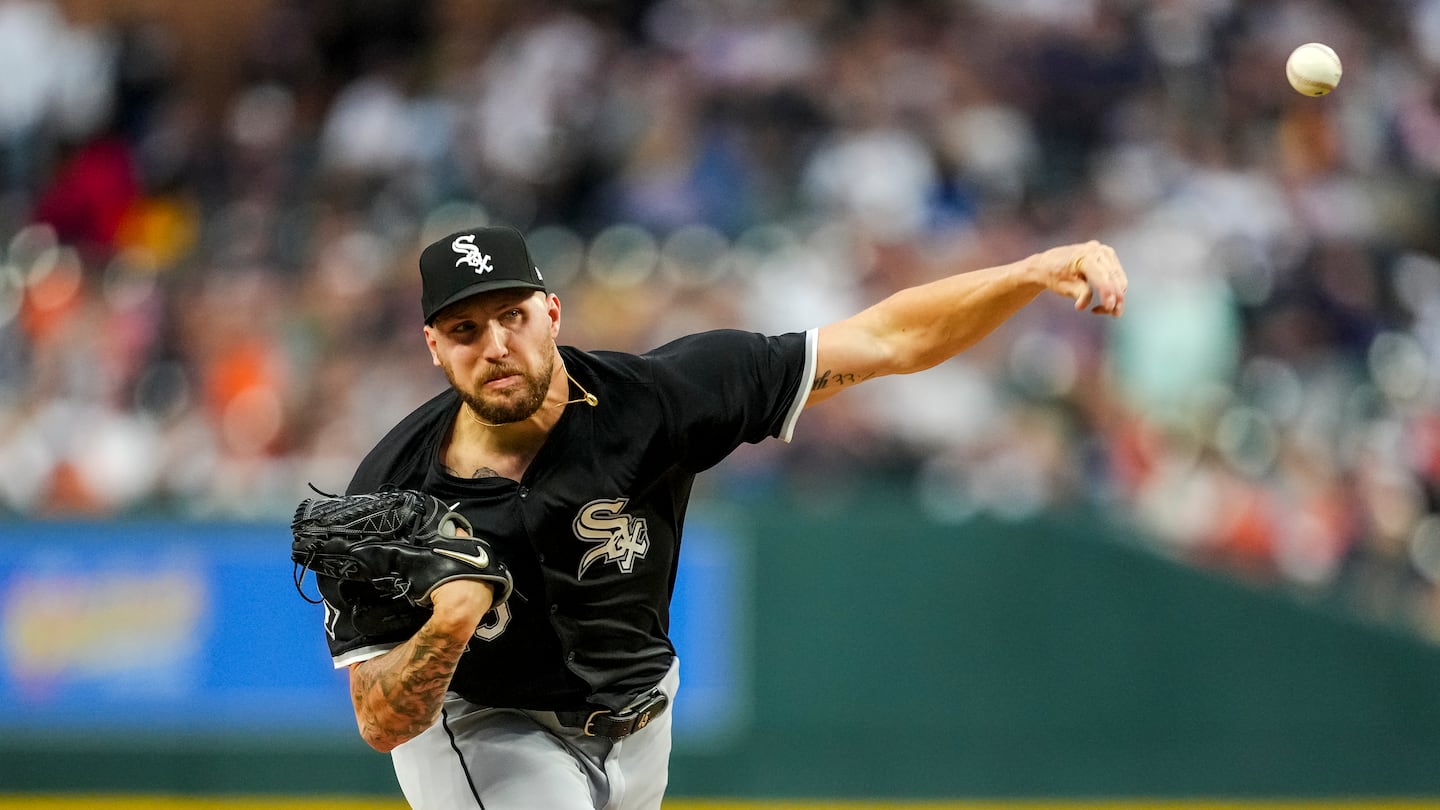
452, 234, 493, 273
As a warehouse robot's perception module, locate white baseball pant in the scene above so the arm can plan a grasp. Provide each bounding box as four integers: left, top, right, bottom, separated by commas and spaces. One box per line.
390, 658, 679, 809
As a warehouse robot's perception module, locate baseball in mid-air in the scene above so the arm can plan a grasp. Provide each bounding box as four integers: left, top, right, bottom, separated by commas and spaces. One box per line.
1286, 42, 1342, 96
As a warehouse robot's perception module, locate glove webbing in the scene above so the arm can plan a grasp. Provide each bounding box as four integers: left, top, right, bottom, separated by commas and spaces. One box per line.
292, 482, 341, 604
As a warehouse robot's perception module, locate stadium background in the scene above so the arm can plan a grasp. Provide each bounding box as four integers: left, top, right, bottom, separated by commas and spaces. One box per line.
5, 0, 1440, 806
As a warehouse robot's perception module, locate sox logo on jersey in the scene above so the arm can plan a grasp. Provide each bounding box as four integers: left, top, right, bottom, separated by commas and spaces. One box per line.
574, 498, 650, 579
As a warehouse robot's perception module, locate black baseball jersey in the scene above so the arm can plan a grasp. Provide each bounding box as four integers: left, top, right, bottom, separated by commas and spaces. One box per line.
317, 328, 815, 711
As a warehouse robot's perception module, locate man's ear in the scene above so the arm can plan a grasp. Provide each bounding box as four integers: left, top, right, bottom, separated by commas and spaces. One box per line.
546, 293, 562, 337
423, 325, 441, 367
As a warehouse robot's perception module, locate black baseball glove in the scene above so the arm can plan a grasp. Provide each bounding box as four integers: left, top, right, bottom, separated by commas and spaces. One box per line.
290, 488, 514, 608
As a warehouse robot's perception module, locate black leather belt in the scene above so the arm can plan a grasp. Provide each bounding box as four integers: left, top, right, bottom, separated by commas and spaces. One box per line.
555, 689, 669, 739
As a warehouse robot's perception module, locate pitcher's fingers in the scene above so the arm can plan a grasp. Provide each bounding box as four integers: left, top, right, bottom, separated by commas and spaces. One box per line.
1054, 278, 1091, 308
1087, 281, 1107, 312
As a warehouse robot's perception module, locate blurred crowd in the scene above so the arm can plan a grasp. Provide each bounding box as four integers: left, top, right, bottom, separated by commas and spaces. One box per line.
4, 0, 1440, 639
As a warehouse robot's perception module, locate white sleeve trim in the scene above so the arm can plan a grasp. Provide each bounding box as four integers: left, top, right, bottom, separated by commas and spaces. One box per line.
777, 328, 818, 443
333, 642, 400, 669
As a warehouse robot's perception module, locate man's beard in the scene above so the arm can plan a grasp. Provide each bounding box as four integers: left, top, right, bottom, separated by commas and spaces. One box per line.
447, 347, 556, 425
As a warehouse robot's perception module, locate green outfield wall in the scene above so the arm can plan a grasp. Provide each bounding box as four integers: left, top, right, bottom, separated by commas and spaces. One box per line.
3, 492, 1439, 801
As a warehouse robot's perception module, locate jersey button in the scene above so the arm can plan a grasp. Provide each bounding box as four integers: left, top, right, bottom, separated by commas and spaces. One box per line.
566, 651, 576, 662
518, 486, 529, 498
549, 604, 559, 615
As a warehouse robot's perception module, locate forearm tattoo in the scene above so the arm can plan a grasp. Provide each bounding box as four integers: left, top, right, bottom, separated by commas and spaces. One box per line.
351, 623, 469, 749
811, 368, 875, 392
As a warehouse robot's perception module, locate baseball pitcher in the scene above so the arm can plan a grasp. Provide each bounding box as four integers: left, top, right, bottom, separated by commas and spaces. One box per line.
292, 224, 1126, 808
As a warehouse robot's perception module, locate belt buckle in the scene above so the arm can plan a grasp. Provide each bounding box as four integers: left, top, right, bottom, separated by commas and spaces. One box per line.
582, 708, 608, 737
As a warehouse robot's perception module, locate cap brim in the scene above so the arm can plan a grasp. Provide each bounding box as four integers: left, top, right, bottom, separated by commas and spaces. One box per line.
425, 279, 547, 323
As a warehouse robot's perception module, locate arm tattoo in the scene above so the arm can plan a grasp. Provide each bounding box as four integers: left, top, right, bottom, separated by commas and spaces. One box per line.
811, 368, 874, 392
351, 623, 470, 750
